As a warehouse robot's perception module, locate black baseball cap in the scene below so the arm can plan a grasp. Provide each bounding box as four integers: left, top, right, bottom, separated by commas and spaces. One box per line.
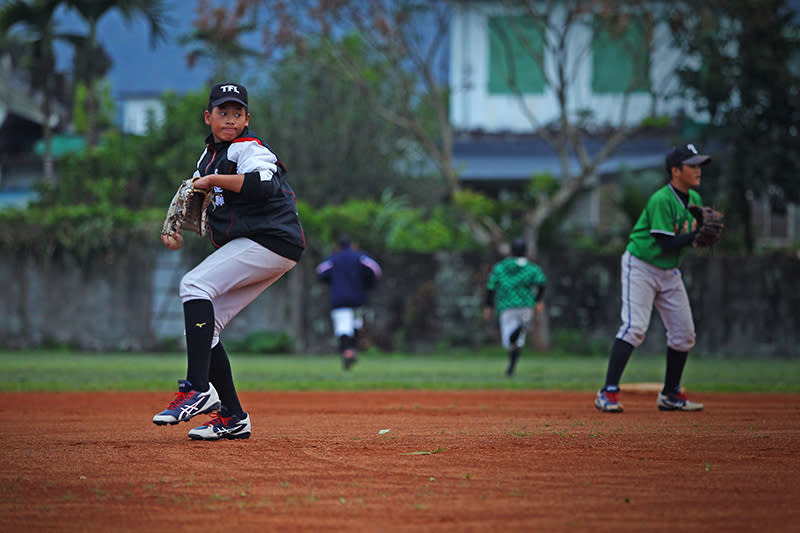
510, 238, 527, 257
208, 82, 248, 109
665, 144, 711, 172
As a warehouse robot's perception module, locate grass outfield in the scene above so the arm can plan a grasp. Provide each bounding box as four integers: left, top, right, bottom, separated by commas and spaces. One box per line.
1, 349, 798, 392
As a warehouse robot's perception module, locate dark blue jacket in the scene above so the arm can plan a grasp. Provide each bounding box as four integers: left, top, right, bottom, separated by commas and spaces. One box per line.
316, 247, 382, 310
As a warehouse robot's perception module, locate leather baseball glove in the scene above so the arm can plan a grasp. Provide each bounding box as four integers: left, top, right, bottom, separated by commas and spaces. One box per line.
687, 204, 724, 247
161, 178, 214, 238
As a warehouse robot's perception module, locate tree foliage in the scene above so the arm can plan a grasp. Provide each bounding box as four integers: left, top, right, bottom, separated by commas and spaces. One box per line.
669, 0, 800, 251
63, 0, 170, 145
35, 90, 208, 209
0, 0, 79, 181
179, 0, 260, 83
251, 39, 426, 207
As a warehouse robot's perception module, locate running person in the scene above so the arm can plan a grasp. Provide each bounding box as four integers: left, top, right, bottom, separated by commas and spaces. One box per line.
595, 143, 710, 413
152, 82, 305, 439
316, 236, 382, 369
484, 238, 547, 377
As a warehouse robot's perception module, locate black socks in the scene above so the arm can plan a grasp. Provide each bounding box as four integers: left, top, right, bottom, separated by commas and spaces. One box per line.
338, 334, 356, 353
506, 347, 520, 376
184, 299, 215, 392
664, 347, 689, 394
603, 340, 689, 395
209, 342, 244, 417
603, 338, 635, 390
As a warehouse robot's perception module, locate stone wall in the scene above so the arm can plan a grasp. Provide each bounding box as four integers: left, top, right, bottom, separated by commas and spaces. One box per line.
1, 248, 798, 357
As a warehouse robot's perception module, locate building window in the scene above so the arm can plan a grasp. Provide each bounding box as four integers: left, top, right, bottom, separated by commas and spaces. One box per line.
592, 17, 651, 94
488, 16, 546, 95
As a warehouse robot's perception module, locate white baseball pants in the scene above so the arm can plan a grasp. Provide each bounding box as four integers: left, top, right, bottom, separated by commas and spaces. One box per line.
330, 307, 364, 337
616, 250, 695, 352
179, 237, 297, 348
499, 307, 533, 349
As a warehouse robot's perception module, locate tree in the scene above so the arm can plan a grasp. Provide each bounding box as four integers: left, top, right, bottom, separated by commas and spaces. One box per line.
254, 40, 438, 207
204, 1, 467, 207
202, 0, 693, 258
36, 90, 208, 210
63, 0, 169, 146
179, 0, 261, 83
480, 0, 689, 256
669, 0, 800, 252
0, 0, 75, 182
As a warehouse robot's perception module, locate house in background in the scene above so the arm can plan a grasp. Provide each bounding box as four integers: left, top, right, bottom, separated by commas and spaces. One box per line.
117, 91, 166, 136
0, 82, 164, 208
0, 63, 51, 207
447, 2, 799, 247
0, 55, 83, 208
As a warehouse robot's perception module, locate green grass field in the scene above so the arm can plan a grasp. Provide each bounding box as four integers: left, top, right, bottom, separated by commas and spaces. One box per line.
1, 349, 798, 392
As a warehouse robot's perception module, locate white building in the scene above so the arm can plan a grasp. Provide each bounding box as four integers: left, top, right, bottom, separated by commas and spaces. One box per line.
118, 92, 166, 135
447, 2, 799, 246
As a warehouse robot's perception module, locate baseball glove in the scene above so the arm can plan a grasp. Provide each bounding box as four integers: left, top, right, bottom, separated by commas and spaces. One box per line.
687, 204, 724, 247
161, 178, 214, 238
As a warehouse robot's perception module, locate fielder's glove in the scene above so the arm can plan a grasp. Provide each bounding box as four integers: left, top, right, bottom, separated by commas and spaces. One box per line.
161, 178, 214, 238
687, 204, 724, 248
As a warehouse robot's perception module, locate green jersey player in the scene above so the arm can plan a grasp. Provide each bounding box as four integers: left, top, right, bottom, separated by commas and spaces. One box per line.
484, 239, 547, 377
596, 144, 711, 413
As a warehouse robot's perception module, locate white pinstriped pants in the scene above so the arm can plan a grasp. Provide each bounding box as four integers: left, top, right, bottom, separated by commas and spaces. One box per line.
616, 250, 695, 352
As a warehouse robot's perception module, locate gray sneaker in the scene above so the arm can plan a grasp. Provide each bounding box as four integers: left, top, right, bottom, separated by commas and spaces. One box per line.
657, 392, 704, 411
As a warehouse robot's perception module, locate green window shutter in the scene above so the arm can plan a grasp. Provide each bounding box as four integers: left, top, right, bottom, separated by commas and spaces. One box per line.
488, 16, 546, 95
592, 18, 651, 94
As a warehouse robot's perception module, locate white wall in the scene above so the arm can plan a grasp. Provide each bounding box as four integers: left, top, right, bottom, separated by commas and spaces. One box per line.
449, 3, 707, 133
120, 97, 165, 135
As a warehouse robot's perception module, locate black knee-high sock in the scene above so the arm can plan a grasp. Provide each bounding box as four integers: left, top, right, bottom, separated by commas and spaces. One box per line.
663, 347, 688, 394
209, 342, 244, 416
184, 299, 215, 391
507, 347, 520, 374
339, 334, 355, 353
604, 338, 635, 390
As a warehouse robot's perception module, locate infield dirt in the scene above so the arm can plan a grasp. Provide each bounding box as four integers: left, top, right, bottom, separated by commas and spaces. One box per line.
1, 391, 798, 532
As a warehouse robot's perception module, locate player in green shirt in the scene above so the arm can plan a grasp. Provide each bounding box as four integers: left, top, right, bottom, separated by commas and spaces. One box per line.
595, 144, 711, 413
484, 239, 547, 377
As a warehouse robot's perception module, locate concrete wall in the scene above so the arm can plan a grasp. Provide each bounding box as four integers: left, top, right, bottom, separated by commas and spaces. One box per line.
1, 248, 798, 357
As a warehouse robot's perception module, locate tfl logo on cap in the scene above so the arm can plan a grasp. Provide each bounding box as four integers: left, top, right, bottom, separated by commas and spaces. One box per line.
219, 84, 240, 94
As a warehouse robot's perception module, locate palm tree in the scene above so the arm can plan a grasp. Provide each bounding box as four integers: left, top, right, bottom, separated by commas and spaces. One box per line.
0, 0, 74, 182
180, 2, 260, 84
64, 0, 169, 146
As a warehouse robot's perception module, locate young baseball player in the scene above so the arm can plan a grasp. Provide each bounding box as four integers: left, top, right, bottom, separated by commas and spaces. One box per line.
595, 143, 710, 413
153, 81, 305, 439
484, 238, 547, 377
316, 236, 382, 369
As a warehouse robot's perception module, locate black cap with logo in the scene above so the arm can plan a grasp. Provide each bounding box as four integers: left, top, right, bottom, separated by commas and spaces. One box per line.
208, 82, 248, 109
665, 144, 711, 173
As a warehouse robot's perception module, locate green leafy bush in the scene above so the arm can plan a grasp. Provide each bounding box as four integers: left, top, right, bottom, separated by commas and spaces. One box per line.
0, 205, 162, 262
228, 330, 296, 354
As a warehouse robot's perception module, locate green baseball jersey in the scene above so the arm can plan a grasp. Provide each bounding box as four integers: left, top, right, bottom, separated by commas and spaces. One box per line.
627, 185, 702, 269
487, 257, 547, 313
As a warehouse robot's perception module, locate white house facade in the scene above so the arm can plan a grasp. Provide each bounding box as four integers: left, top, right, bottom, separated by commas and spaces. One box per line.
449, 2, 705, 133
